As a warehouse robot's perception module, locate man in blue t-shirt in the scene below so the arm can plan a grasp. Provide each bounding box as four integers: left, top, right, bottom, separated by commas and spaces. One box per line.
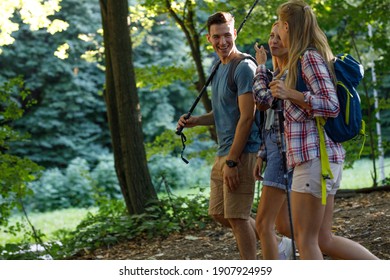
177, 12, 260, 259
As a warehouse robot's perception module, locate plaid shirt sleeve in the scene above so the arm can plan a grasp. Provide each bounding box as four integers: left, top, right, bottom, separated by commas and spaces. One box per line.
301, 50, 340, 118
252, 64, 274, 107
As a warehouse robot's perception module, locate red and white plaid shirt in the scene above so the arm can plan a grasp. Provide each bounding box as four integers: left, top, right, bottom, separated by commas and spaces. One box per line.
284, 49, 345, 168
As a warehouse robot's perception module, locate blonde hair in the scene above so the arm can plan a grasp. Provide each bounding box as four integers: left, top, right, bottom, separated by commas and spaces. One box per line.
277, 0, 335, 88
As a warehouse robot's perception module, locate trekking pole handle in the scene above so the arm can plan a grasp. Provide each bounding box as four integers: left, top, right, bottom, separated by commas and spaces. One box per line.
175, 61, 221, 135
176, 112, 192, 135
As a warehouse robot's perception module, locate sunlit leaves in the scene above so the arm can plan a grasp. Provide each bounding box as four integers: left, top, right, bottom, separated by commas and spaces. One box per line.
46, 19, 69, 35
135, 65, 194, 89
54, 43, 70, 59
0, 0, 67, 49
19, 0, 60, 31
129, 4, 157, 47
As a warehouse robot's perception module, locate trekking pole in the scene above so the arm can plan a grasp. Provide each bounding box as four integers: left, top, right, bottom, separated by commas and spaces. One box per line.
176, 0, 260, 163
275, 98, 297, 260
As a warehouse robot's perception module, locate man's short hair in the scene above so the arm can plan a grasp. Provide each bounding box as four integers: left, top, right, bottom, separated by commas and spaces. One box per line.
207, 12, 235, 33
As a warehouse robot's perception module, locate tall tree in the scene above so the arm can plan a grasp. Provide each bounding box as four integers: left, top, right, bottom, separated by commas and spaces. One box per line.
99, 0, 157, 214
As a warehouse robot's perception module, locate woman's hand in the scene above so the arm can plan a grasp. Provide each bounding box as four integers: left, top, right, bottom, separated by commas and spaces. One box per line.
253, 157, 264, 181
254, 43, 268, 65
269, 79, 289, 100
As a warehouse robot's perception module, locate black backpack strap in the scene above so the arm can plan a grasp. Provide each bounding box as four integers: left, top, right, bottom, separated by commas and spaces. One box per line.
296, 58, 308, 92
259, 110, 265, 132
227, 53, 257, 93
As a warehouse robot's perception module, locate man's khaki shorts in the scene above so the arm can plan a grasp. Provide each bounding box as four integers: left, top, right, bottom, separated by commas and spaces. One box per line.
208, 153, 257, 220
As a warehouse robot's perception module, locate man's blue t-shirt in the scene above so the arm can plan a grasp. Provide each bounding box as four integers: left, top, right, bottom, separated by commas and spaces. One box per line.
211, 57, 261, 156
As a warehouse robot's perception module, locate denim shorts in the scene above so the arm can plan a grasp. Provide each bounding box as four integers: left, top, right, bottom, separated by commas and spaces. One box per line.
263, 129, 291, 191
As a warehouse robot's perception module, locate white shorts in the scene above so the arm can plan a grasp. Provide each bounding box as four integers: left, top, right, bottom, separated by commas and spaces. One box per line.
292, 158, 342, 198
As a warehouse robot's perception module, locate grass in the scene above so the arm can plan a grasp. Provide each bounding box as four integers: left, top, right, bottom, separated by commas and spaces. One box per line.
341, 158, 389, 189
0, 158, 388, 247
0, 207, 97, 246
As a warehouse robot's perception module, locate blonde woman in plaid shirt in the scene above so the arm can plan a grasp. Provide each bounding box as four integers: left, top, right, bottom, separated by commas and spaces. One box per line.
270, 0, 378, 259
252, 22, 294, 260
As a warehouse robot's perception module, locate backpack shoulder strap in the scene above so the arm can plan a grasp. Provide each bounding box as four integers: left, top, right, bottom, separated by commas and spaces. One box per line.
227, 53, 257, 93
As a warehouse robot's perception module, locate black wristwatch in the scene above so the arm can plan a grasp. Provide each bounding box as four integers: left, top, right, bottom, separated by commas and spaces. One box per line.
225, 160, 238, 168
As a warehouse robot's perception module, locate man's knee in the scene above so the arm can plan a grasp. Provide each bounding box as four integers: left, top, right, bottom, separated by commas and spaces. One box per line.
210, 214, 231, 227
228, 218, 250, 230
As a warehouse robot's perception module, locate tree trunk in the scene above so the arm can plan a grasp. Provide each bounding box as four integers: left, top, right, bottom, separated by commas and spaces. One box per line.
99, 0, 157, 214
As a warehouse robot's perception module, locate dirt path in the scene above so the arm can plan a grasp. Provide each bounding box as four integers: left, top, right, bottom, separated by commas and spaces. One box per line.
74, 189, 390, 260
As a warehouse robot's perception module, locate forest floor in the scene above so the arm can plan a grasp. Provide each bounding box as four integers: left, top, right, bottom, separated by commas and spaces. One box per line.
73, 188, 390, 260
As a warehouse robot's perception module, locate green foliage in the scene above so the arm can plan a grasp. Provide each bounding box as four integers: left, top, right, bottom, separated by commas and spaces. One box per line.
58, 189, 210, 257
26, 158, 93, 211
146, 126, 215, 161
90, 154, 123, 200
26, 156, 121, 212
0, 187, 224, 259
0, 208, 97, 247
341, 157, 390, 189
148, 154, 211, 190
0, 0, 109, 168
131, 11, 202, 142
25, 148, 212, 213
0, 0, 388, 227
0, 77, 42, 227
0, 243, 40, 260
342, 138, 369, 169
145, 126, 214, 190
145, 129, 183, 159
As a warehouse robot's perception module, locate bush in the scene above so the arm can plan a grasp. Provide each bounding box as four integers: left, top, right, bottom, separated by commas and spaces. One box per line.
26, 168, 68, 211
148, 154, 210, 191
26, 150, 210, 212
58, 188, 210, 257
90, 154, 121, 200
26, 159, 94, 211
27, 155, 121, 212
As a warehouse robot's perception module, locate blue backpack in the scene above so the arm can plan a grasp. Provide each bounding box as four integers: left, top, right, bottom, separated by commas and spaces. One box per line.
297, 52, 366, 143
